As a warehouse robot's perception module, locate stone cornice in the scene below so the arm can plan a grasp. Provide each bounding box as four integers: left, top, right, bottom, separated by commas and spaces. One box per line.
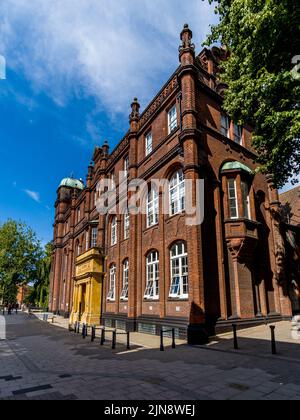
198, 122, 258, 160
177, 64, 198, 79
179, 128, 202, 143
137, 72, 180, 132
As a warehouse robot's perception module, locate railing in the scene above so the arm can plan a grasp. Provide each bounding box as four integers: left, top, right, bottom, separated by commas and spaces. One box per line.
71, 323, 131, 350
160, 328, 176, 352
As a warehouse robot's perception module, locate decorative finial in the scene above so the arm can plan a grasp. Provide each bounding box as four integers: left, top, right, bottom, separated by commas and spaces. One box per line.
102, 140, 109, 157
130, 97, 140, 123
179, 23, 195, 55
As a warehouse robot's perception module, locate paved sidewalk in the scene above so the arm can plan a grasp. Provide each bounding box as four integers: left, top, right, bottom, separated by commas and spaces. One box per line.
38, 313, 186, 349
0, 313, 300, 400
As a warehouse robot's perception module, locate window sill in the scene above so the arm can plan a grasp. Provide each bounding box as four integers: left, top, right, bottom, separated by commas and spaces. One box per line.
143, 298, 160, 302
143, 224, 159, 234
168, 297, 189, 302
224, 218, 260, 225
165, 211, 186, 223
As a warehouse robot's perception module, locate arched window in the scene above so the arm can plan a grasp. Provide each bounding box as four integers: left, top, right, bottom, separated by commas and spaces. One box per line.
124, 211, 130, 240
169, 169, 185, 216
76, 240, 81, 257
85, 230, 90, 251
107, 264, 116, 301
91, 227, 98, 248
120, 259, 129, 301
146, 188, 159, 227
144, 251, 159, 299
169, 242, 188, 299
111, 217, 117, 246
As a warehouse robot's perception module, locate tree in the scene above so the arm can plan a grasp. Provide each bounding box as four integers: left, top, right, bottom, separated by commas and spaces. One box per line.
27, 242, 52, 309
0, 220, 42, 304
205, 0, 300, 188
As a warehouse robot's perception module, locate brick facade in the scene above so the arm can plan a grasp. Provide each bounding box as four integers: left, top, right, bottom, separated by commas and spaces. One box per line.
49, 25, 293, 343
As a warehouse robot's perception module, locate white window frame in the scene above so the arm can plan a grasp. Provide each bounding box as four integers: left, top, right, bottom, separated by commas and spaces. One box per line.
233, 123, 242, 144
91, 227, 98, 248
124, 156, 129, 177
107, 265, 116, 301
145, 132, 153, 156
111, 217, 117, 246
221, 114, 230, 138
85, 231, 89, 251
228, 178, 239, 219
241, 181, 251, 220
77, 207, 81, 223
110, 172, 116, 190
169, 242, 188, 299
146, 188, 159, 228
120, 260, 129, 301
168, 105, 178, 134
169, 170, 185, 216
124, 211, 130, 240
144, 251, 159, 300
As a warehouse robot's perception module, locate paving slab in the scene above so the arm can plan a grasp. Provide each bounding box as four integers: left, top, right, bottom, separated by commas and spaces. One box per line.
0, 313, 300, 400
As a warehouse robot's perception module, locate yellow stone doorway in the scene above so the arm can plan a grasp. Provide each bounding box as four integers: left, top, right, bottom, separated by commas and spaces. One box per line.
70, 249, 103, 326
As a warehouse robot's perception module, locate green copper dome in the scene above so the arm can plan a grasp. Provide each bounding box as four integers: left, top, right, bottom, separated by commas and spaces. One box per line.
221, 161, 253, 175
59, 177, 84, 190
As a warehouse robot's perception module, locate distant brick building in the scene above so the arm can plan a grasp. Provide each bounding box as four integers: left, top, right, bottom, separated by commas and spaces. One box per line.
280, 186, 300, 227
17, 285, 29, 306
49, 25, 293, 343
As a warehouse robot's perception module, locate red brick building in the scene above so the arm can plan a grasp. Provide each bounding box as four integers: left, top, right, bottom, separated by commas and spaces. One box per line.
49, 25, 293, 343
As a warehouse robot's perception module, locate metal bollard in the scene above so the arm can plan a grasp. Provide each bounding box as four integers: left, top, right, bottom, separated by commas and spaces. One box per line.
172, 329, 176, 349
100, 328, 105, 346
232, 324, 239, 350
160, 330, 164, 352
91, 326, 96, 342
112, 330, 116, 350
82, 324, 87, 339
127, 331, 131, 350
270, 326, 277, 355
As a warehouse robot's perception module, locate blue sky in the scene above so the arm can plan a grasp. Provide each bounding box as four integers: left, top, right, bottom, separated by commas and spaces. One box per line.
0, 1, 219, 245
0, 1, 297, 246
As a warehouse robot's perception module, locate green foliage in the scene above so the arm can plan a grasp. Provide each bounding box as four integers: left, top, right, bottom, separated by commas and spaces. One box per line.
0, 220, 43, 304
205, 0, 300, 187
28, 242, 52, 309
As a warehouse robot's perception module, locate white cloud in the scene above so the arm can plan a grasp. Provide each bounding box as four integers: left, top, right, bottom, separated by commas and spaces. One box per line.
23, 189, 41, 203
0, 0, 217, 113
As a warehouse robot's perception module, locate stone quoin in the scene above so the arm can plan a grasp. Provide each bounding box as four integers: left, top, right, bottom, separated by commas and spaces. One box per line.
49, 25, 296, 344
